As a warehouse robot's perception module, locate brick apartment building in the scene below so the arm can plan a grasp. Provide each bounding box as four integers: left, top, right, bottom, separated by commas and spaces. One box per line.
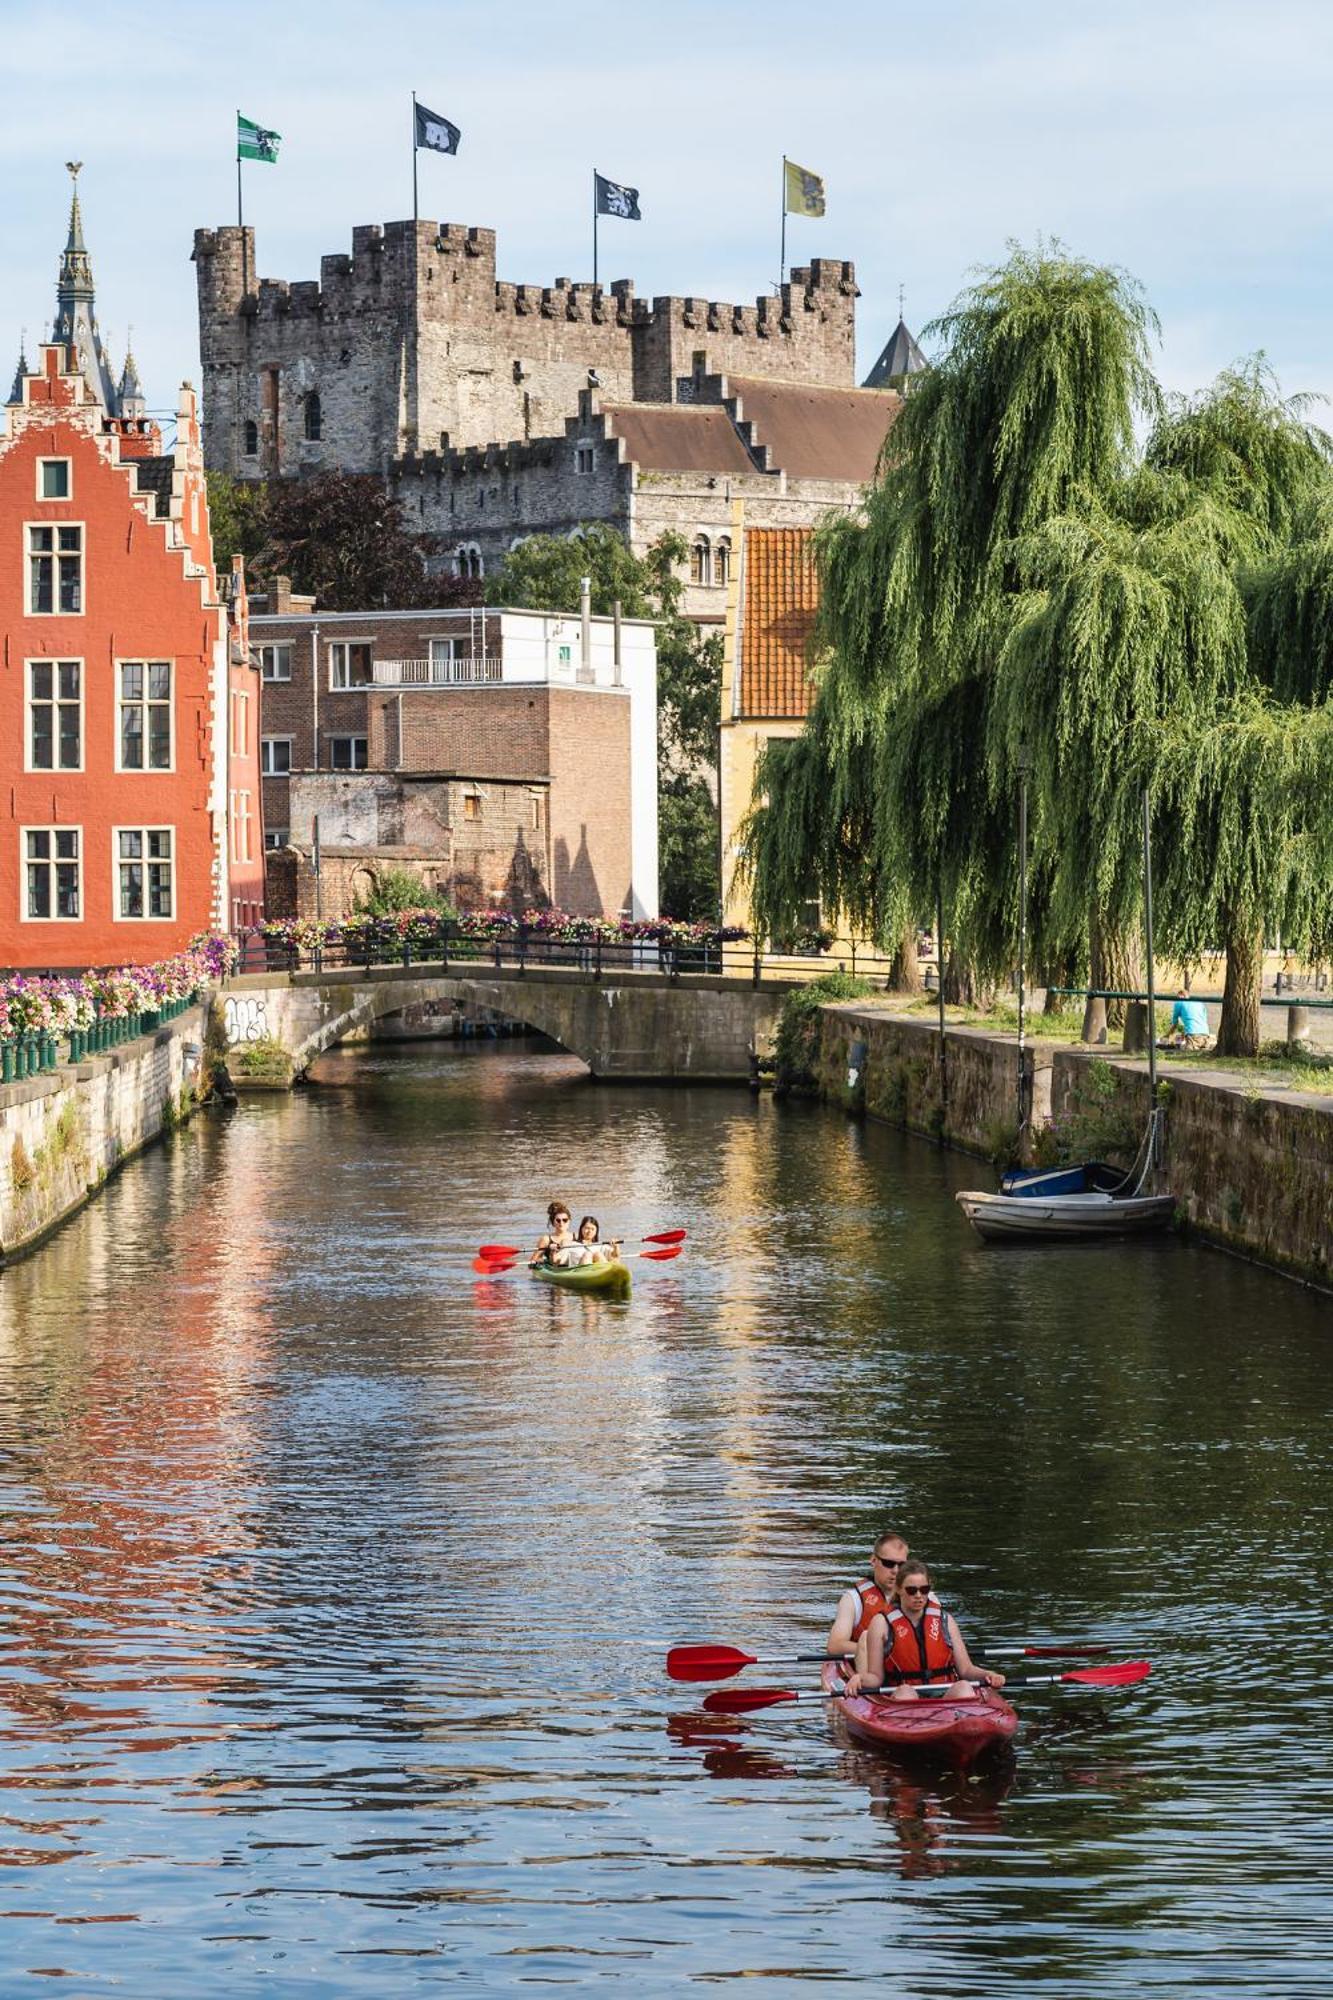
0, 175, 263, 968
251, 588, 657, 921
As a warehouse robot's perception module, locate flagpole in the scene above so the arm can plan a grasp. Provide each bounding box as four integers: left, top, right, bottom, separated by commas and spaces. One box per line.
592, 169, 598, 288
779, 156, 787, 291
236, 110, 247, 295
412, 92, 419, 224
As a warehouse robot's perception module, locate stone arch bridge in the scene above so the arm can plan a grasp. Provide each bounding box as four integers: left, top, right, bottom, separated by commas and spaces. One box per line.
215, 963, 786, 1083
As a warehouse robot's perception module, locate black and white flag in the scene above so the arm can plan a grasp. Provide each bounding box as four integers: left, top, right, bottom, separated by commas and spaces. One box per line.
415, 102, 461, 155
595, 172, 641, 220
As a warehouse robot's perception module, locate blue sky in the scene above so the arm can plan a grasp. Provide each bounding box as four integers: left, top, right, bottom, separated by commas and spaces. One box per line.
3, 0, 1331, 422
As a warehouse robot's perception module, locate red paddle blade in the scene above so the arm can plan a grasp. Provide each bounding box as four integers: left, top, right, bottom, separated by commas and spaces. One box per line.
1065, 1659, 1151, 1687
643, 1229, 687, 1245
472, 1256, 516, 1274
640, 1246, 682, 1262
667, 1644, 757, 1682
703, 1686, 798, 1714
478, 1244, 521, 1259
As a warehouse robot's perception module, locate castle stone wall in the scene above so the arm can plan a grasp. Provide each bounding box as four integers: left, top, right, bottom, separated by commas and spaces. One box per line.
195, 222, 859, 475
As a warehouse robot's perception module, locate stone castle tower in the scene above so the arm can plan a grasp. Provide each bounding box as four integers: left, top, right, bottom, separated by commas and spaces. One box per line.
192, 217, 860, 479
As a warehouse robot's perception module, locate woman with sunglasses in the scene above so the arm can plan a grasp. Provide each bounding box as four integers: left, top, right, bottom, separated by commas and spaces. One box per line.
530, 1200, 575, 1268
846, 1560, 1005, 1700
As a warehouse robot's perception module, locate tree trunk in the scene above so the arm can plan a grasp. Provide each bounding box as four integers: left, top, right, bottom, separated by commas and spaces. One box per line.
1089, 915, 1142, 1033
943, 953, 993, 1009
887, 926, 923, 996
1216, 923, 1263, 1059
1041, 952, 1078, 1014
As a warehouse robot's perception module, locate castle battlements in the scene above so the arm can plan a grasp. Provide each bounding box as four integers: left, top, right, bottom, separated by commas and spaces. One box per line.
194, 217, 860, 479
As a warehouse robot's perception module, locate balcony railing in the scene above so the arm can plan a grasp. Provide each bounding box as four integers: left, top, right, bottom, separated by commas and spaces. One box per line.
372, 656, 503, 687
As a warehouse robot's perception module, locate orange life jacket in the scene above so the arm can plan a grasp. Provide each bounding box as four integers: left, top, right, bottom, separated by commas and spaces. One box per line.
849, 1579, 891, 1641
885, 1602, 956, 1682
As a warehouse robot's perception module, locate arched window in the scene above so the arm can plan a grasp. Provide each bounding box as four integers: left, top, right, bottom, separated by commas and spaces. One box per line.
455, 543, 484, 580
714, 537, 731, 587
690, 536, 711, 586
243, 419, 258, 456
303, 391, 321, 442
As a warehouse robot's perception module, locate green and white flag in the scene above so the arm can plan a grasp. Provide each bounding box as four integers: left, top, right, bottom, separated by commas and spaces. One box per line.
237, 114, 281, 164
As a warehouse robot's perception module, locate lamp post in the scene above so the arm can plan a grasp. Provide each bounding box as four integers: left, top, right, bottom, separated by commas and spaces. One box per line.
1016, 744, 1033, 1132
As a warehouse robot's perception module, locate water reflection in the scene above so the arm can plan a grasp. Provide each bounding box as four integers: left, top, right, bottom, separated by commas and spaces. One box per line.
0, 1040, 1328, 1993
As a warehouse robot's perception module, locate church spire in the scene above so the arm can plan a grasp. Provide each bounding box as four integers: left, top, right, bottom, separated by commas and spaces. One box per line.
118, 330, 146, 420
7, 328, 28, 405
50, 162, 118, 412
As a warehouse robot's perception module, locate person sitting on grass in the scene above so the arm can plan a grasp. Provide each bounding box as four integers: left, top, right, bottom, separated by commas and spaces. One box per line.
844, 1560, 1005, 1701
1161, 989, 1211, 1051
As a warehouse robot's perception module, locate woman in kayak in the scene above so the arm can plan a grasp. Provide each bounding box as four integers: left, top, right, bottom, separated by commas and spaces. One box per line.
566, 1216, 622, 1267
530, 1202, 575, 1268
845, 1561, 1005, 1701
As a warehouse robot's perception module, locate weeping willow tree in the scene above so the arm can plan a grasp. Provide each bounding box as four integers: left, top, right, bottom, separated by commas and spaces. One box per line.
1140, 699, 1333, 1055
750, 243, 1160, 997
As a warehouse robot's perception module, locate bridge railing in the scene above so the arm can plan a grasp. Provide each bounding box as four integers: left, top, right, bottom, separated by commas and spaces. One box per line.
231, 922, 916, 988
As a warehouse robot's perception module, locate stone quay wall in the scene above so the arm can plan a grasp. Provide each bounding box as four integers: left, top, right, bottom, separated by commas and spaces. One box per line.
811, 1004, 1333, 1290
0, 1006, 206, 1265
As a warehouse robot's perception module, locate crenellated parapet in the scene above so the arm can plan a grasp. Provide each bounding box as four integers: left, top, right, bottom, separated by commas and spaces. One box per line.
195, 215, 860, 479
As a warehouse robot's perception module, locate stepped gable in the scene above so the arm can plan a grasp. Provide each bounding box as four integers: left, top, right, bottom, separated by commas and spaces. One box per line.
739, 528, 820, 719
725, 377, 900, 482
602, 402, 757, 475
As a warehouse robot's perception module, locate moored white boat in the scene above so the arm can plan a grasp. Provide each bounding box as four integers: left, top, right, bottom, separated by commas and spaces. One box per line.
956, 1186, 1177, 1241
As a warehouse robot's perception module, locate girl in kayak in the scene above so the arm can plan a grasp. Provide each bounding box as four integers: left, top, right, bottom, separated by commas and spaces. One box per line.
566, 1216, 622, 1268
846, 1561, 1005, 1701
530, 1202, 575, 1268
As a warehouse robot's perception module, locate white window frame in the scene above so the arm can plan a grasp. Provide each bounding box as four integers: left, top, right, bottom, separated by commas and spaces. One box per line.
230, 686, 250, 757
230, 790, 253, 864
21, 824, 82, 923
37, 458, 72, 502
261, 735, 294, 776
115, 659, 175, 773
258, 641, 292, 682
25, 520, 85, 616
25, 658, 84, 774
328, 640, 374, 690
328, 735, 369, 771
427, 637, 462, 665
113, 824, 175, 922
264, 826, 289, 851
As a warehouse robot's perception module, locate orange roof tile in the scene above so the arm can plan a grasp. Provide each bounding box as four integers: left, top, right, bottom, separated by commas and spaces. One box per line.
739, 527, 820, 719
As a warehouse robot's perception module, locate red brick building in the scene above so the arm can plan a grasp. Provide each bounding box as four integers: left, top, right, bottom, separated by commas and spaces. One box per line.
0, 177, 263, 968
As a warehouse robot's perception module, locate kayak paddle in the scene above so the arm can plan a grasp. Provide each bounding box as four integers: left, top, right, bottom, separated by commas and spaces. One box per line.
668, 1644, 844, 1682
702, 1659, 1151, 1714
643, 1229, 688, 1245
473, 1255, 517, 1274
477, 1244, 521, 1259
667, 1641, 1113, 1682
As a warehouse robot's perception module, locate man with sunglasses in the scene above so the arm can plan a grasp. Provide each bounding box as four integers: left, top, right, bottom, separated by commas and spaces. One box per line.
825, 1530, 933, 1657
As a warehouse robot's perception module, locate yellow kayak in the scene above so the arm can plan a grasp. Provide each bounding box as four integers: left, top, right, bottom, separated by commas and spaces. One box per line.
531, 1258, 631, 1298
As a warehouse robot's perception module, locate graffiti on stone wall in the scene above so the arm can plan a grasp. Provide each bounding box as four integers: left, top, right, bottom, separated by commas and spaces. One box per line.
223, 995, 269, 1046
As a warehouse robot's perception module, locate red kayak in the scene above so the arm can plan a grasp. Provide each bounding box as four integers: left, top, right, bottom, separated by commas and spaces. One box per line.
822, 1661, 1018, 1766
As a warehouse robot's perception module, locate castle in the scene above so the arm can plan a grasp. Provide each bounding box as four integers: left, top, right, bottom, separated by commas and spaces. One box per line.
194, 217, 922, 614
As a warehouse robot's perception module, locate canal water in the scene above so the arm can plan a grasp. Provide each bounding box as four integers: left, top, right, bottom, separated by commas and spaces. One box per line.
0, 1040, 1329, 1996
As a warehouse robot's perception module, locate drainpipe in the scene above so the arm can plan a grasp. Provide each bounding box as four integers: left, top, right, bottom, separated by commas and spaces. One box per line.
612, 597, 623, 686
580, 574, 591, 678
311, 621, 320, 770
